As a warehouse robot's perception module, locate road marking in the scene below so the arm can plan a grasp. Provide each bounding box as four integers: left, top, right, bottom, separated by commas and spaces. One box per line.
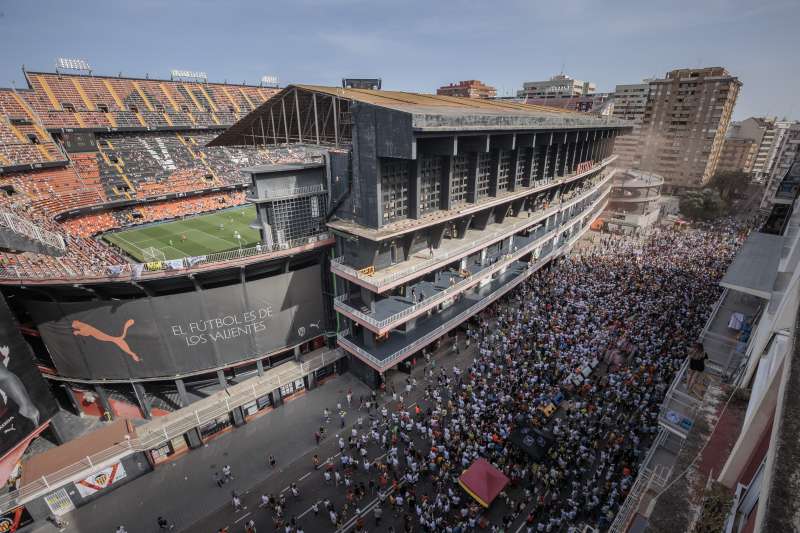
297, 500, 320, 519
298, 472, 311, 481
234, 512, 251, 523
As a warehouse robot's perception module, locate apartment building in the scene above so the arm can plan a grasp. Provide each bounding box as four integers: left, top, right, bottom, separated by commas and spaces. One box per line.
611, 83, 650, 169
639, 67, 741, 190
436, 80, 497, 99
517, 73, 596, 100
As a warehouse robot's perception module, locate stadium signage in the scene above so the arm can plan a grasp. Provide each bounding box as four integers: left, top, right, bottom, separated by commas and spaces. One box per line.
24, 266, 326, 380
170, 306, 275, 346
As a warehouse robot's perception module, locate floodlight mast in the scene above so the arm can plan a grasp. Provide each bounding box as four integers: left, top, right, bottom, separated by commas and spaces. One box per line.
56, 57, 92, 75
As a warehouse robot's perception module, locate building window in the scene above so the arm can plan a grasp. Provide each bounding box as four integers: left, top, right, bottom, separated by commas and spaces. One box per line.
451, 154, 469, 206
381, 159, 409, 223
419, 156, 441, 215
516, 149, 529, 187
496, 150, 511, 192
268, 194, 328, 244
476, 152, 492, 200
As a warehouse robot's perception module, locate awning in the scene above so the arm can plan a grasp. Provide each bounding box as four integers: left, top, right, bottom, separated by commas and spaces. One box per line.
458, 458, 509, 508
720, 232, 783, 300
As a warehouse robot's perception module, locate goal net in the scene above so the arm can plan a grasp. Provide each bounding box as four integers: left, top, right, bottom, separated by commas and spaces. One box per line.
142, 246, 166, 262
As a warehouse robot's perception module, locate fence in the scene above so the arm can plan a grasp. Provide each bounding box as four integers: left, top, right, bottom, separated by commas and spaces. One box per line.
0, 232, 332, 282
0, 210, 66, 251
0, 349, 343, 514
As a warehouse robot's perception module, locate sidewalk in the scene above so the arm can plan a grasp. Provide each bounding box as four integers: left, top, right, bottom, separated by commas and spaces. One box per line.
35, 371, 372, 533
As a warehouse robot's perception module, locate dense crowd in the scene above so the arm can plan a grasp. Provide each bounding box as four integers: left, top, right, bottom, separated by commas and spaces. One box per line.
266, 223, 744, 533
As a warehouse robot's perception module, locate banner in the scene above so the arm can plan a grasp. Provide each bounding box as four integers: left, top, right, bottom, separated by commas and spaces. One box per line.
25, 265, 325, 380
0, 506, 33, 532
75, 462, 127, 498
0, 297, 58, 460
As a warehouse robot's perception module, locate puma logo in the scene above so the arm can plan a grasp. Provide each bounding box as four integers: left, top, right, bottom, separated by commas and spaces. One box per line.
72, 319, 140, 363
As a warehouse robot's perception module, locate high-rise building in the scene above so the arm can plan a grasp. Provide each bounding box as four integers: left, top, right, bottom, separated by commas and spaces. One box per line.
715, 137, 757, 175
436, 80, 497, 99
638, 67, 741, 190
611, 83, 650, 169
517, 74, 596, 100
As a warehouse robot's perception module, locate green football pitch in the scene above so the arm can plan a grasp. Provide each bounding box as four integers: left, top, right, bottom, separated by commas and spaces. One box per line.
102, 206, 261, 262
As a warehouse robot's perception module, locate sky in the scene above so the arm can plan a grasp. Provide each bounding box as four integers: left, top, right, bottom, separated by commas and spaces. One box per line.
0, 0, 798, 120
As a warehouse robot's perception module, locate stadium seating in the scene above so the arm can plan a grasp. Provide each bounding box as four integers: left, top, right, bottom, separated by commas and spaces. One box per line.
20, 72, 278, 131
0, 90, 64, 168
0, 70, 319, 281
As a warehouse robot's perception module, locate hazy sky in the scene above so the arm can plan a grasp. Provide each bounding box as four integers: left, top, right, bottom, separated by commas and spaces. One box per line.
0, 0, 797, 120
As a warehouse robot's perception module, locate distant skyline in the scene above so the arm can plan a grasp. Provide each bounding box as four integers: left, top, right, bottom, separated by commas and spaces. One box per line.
0, 0, 798, 120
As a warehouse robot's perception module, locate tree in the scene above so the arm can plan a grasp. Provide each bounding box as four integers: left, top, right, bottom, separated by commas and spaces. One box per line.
679, 189, 725, 220
709, 170, 750, 202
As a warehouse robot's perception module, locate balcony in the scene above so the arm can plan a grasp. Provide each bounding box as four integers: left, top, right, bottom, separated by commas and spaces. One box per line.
337, 199, 606, 372
331, 168, 616, 293
334, 186, 611, 334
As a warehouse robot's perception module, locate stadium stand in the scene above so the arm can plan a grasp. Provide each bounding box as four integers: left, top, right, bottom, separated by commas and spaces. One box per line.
0, 68, 329, 281
19, 72, 277, 131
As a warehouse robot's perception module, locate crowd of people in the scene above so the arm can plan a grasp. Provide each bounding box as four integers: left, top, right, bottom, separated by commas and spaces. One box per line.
248, 222, 745, 533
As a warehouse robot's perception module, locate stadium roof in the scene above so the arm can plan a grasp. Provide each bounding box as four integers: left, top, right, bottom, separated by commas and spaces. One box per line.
209, 84, 630, 147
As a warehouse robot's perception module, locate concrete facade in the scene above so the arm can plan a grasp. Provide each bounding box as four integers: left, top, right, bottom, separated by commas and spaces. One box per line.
639, 67, 741, 190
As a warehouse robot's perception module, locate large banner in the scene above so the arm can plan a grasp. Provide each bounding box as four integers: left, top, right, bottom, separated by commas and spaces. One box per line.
25, 265, 325, 380
0, 296, 58, 460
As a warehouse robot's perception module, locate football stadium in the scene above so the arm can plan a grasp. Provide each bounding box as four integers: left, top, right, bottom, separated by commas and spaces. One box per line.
0, 56, 792, 533
102, 205, 260, 261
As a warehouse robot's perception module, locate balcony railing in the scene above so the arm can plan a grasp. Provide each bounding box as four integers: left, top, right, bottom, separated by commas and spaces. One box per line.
334, 186, 611, 331
337, 199, 606, 370
0, 348, 344, 515
331, 169, 616, 289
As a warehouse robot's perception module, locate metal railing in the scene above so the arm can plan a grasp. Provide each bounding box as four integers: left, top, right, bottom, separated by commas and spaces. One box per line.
0, 349, 343, 514
331, 169, 615, 288
334, 186, 611, 330
0, 232, 332, 282
337, 201, 606, 370
0, 210, 66, 251
248, 184, 327, 201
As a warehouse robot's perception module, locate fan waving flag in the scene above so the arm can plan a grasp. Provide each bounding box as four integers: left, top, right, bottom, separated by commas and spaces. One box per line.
458, 458, 509, 508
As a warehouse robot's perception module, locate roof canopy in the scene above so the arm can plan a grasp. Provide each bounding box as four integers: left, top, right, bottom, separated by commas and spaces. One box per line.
210, 84, 631, 148
458, 458, 510, 508
720, 232, 783, 300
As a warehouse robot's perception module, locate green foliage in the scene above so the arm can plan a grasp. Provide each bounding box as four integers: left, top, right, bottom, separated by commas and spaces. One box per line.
710, 170, 750, 201
679, 189, 725, 220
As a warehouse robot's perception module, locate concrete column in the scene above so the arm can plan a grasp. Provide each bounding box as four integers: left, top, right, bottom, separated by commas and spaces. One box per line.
94, 385, 114, 421
61, 383, 82, 415
272, 387, 284, 407
131, 382, 152, 420
217, 369, 227, 389
305, 372, 317, 391
256, 359, 265, 377
467, 153, 479, 203
175, 378, 190, 407
442, 155, 454, 211
409, 158, 422, 219
185, 427, 203, 449
488, 150, 500, 197
294, 345, 301, 361
509, 149, 520, 191
480, 248, 487, 266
